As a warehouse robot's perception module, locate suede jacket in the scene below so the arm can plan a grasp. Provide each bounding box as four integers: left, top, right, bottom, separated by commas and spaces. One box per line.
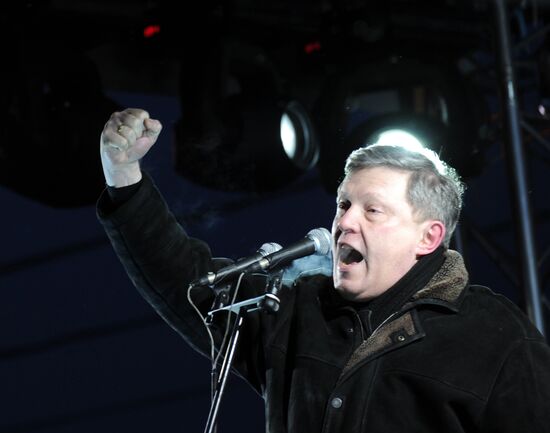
97, 173, 550, 433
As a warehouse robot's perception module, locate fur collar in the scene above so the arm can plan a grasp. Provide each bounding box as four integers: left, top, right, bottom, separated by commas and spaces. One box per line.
411, 249, 469, 308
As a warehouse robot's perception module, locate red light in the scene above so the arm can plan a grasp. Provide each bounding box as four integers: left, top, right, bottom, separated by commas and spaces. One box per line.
304, 41, 321, 54
143, 25, 161, 38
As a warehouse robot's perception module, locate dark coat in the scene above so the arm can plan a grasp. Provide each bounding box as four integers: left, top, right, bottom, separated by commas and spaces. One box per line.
97, 173, 550, 433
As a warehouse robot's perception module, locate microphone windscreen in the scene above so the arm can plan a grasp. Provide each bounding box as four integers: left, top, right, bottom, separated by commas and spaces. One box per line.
307, 228, 332, 255
259, 242, 283, 255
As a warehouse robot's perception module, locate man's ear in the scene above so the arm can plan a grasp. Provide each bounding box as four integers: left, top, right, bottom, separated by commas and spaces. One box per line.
416, 220, 446, 256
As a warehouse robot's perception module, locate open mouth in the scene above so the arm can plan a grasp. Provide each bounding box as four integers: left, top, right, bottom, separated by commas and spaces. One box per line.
339, 245, 364, 265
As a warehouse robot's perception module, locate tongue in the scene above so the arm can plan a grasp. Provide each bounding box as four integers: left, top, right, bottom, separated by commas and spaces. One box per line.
341, 248, 364, 265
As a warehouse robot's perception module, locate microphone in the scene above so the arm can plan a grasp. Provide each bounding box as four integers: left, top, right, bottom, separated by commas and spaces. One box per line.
193, 242, 282, 287
192, 228, 332, 287
260, 228, 331, 272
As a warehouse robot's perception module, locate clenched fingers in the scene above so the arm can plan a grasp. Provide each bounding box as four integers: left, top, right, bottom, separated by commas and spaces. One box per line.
101, 108, 154, 152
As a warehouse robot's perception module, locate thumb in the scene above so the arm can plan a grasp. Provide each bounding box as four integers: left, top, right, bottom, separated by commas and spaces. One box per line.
127, 118, 163, 161
143, 117, 163, 144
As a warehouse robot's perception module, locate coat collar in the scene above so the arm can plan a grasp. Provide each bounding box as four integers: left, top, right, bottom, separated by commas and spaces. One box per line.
410, 249, 469, 311
338, 250, 469, 379
320, 249, 469, 313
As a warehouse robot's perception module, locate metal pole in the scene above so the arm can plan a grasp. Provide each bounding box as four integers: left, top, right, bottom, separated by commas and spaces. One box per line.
204, 310, 245, 433
493, 0, 545, 335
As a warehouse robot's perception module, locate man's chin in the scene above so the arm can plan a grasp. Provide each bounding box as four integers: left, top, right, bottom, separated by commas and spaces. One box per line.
333, 280, 378, 302
334, 284, 364, 302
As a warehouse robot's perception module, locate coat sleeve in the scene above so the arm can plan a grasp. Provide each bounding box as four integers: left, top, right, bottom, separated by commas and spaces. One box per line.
96, 172, 268, 394
478, 336, 550, 432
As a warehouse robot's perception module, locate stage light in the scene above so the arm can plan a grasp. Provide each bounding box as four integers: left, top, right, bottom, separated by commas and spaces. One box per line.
369, 126, 448, 174
372, 129, 424, 149
314, 56, 490, 193
280, 101, 319, 171
174, 38, 318, 193
0, 36, 121, 207
343, 111, 455, 172
280, 112, 297, 158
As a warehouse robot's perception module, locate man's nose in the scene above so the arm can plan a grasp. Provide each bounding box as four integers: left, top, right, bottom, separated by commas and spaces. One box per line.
337, 206, 361, 233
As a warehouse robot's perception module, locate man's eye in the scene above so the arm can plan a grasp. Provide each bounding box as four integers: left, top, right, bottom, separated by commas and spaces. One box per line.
337, 201, 349, 210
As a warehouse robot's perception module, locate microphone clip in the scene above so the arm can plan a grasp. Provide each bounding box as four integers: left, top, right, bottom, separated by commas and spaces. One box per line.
206, 283, 232, 325
259, 269, 284, 314
207, 269, 286, 319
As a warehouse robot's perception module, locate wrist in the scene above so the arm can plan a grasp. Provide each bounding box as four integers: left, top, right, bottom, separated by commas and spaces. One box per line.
103, 162, 143, 188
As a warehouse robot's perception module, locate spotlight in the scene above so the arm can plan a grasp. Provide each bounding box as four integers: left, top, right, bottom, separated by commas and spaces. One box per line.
345, 112, 452, 158
0, 36, 121, 207
372, 130, 449, 174
319, 112, 457, 191
174, 37, 318, 193
314, 56, 490, 193
371, 129, 425, 149
280, 101, 319, 171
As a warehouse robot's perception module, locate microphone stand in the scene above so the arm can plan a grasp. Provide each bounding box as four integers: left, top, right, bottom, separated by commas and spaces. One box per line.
203, 271, 284, 433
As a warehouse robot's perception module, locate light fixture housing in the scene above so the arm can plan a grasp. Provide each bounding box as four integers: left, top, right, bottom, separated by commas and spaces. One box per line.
314, 56, 490, 193
174, 37, 318, 193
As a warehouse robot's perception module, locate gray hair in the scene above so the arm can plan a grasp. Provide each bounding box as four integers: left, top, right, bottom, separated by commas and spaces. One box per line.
343, 144, 465, 247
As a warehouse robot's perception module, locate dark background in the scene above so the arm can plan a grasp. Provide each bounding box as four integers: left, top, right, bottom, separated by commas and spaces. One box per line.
1, 1, 549, 432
